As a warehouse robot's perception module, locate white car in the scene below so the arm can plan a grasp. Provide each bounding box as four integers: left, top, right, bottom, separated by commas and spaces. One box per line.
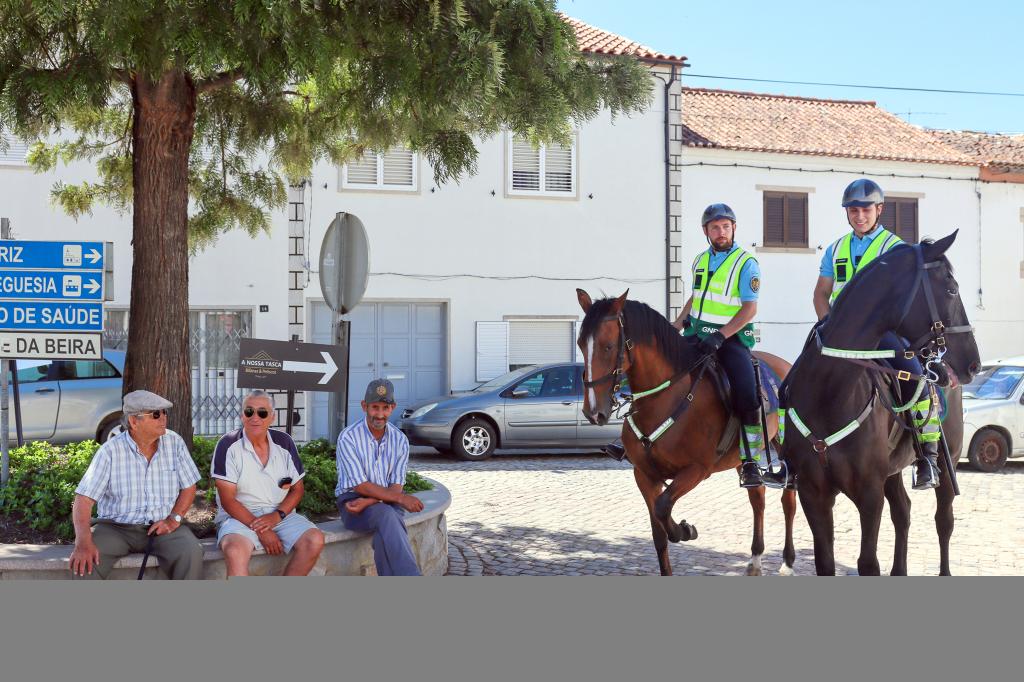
960, 356, 1024, 472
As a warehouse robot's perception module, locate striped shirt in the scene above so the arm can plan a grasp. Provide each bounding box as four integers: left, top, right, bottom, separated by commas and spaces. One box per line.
75, 430, 201, 524
211, 428, 305, 524
335, 418, 409, 496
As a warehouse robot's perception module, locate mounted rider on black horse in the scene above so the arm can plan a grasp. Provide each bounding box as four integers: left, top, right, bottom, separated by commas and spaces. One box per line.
811, 179, 941, 489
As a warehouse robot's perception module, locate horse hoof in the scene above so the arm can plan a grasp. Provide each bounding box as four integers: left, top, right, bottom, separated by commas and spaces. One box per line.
745, 564, 763, 576
680, 523, 698, 542
665, 524, 683, 543
778, 564, 794, 576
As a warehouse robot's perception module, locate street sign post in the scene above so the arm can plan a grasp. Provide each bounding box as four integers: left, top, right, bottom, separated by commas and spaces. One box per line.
237, 337, 350, 436
237, 338, 348, 393
1, 230, 114, 485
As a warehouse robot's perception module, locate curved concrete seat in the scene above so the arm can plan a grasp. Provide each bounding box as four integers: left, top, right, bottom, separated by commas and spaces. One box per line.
0, 480, 450, 579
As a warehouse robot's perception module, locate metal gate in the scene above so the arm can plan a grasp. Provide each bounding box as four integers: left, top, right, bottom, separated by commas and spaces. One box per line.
103, 309, 251, 436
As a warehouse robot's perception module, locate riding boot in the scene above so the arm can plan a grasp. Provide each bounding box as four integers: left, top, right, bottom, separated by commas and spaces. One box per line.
911, 395, 942, 491
603, 440, 627, 462
739, 414, 765, 488
913, 441, 941, 491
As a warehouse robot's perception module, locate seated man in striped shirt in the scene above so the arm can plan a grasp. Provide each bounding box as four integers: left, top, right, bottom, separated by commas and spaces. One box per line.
69, 390, 204, 579
335, 379, 424, 576
211, 390, 325, 576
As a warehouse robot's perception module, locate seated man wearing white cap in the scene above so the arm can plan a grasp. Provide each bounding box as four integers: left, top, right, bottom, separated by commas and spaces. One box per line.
69, 390, 204, 579
211, 390, 325, 576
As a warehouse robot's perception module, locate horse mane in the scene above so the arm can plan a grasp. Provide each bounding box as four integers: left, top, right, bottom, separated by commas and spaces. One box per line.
580, 297, 695, 373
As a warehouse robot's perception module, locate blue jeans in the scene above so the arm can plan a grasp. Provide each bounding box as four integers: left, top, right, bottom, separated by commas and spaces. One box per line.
337, 493, 421, 576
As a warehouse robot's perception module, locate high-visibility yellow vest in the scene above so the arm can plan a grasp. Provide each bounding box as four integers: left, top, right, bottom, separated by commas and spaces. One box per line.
830, 227, 902, 302
684, 247, 757, 348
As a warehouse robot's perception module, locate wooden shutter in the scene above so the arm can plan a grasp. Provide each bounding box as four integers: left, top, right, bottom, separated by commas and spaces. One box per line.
763, 193, 786, 246
789, 194, 808, 246
511, 138, 541, 191
345, 153, 378, 185
0, 133, 30, 166
509, 321, 574, 366
544, 141, 574, 193
897, 199, 918, 243
382, 147, 415, 187
476, 322, 510, 381
571, 320, 584, 363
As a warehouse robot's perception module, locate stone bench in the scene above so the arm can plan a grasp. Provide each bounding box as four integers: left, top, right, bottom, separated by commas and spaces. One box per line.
0, 480, 450, 579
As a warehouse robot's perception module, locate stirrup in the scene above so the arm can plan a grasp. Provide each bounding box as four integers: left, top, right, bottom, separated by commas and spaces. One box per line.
761, 461, 791, 490
912, 456, 940, 491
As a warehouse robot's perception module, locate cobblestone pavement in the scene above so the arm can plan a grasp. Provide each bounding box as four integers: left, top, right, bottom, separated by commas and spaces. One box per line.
425, 449, 1024, 576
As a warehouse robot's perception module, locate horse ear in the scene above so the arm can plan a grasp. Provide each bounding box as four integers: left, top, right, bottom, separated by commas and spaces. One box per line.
925, 229, 958, 258
610, 289, 629, 314
576, 288, 593, 313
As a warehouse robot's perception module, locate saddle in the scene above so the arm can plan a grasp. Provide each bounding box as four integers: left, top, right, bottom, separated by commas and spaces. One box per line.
706, 356, 782, 461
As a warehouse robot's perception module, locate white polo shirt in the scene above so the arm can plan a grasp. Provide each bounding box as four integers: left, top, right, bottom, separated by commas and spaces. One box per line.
211, 428, 305, 524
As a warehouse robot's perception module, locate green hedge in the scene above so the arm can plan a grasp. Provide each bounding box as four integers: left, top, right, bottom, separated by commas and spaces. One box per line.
1, 436, 433, 543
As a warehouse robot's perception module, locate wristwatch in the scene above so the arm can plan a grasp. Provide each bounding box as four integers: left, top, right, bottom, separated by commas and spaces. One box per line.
170, 513, 183, 523
275, 509, 287, 520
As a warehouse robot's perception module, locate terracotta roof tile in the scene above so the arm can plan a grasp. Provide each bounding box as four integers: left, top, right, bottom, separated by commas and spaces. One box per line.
560, 14, 687, 65
680, 88, 974, 166
927, 129, 1024, 171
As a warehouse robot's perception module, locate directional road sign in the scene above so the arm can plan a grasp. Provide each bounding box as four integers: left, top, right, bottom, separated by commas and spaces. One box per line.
0, 300, 103, 331
0, 241, 107, 270
0, 332, 103, 360
237, 338, 347, 392
0, 270, 105, 300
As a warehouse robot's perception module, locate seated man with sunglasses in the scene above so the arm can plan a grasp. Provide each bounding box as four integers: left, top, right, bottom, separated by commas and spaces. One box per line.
69, 390, 204, 579
211, 390, 325, 576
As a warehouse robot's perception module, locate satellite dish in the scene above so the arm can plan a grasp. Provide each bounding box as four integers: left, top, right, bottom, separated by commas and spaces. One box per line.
319, 212, 370, 314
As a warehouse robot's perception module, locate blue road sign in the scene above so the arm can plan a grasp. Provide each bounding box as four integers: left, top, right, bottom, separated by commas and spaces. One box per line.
0, 241, 105, 270
0, 270, 104, 301
0, 300, 103, 331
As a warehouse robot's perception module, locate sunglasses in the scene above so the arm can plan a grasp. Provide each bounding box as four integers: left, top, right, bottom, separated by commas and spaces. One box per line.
135, 409, 167, 419
243, 406, 272, 419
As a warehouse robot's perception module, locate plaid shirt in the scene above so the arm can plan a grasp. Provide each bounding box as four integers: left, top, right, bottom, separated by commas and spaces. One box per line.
334, 418, 408, 496
75, 430, 201, 524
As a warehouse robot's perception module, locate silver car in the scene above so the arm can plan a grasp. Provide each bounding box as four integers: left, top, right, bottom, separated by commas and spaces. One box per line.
8, 350, 125, 444
960, 356, 1024, 472
399, 362, 623, 461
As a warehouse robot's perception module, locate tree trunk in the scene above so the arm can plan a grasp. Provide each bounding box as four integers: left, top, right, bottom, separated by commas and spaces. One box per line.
123, 71, 196, 447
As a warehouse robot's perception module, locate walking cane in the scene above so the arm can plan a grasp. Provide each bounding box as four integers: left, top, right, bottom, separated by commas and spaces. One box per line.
138, 522, 156, 580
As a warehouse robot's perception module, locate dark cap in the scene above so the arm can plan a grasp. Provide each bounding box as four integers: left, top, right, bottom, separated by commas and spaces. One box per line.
364, 378, 396, 405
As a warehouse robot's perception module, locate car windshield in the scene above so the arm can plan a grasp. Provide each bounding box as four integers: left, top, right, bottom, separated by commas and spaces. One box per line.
963, 365, 1024, 400
472, 366, 537, 393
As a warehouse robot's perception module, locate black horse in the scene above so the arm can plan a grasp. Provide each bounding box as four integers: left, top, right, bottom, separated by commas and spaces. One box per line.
781, 231, 981, 576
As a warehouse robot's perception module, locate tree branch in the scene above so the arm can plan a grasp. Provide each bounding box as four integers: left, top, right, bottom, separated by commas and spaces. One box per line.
196, 68, 246, 94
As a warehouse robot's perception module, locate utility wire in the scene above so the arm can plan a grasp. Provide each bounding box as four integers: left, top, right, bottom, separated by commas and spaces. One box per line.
371, 272, 663, 283
683, 73, 1024, 98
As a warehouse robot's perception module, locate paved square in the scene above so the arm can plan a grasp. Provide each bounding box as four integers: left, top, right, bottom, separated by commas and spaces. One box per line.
418, 451, 1024, 576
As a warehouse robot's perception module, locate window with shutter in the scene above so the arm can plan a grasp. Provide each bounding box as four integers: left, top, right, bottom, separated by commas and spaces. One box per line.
881, 197, 919, 243
508, 134, 577, 197
762, 191, 808, 247
341, 146, 418, 191
1, 133, 30, 167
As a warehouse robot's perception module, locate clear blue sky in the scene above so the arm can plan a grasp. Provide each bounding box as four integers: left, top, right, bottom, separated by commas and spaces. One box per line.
558, 0, 1023, 133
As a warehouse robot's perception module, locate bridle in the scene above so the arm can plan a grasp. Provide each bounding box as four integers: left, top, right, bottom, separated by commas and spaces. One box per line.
895, 244, 974, 373
581, 313, 633, 395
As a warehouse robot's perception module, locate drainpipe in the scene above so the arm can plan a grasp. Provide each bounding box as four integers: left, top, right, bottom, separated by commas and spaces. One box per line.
651, 64, 679, 317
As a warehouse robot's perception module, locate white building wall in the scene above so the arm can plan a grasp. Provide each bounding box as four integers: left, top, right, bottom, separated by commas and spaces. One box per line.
678, 148, 985, 362
296, 89, 669, 392
975, 181, 1024, 361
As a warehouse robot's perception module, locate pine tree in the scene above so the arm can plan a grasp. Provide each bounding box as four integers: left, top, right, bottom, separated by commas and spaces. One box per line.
0, 1, 652, 444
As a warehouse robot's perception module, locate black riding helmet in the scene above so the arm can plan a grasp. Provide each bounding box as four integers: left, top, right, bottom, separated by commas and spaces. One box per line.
701, 203, 737, 226
842, 179, 884, 207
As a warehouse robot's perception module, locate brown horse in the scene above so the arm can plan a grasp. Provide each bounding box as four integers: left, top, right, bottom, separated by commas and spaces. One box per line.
577, 289, 798, 576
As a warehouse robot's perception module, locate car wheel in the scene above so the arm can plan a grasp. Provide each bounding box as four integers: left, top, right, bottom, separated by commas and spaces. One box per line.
452, 418, 496, 461
967, 428, 1009, 473
98, 416, 124, 443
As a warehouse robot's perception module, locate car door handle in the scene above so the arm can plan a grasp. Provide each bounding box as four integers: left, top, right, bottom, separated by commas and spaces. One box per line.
561, 400, 573, 406
35, 388, 55, 394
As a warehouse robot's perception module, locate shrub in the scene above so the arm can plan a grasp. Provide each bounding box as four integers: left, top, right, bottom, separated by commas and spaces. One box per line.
0, 440, 100, 541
